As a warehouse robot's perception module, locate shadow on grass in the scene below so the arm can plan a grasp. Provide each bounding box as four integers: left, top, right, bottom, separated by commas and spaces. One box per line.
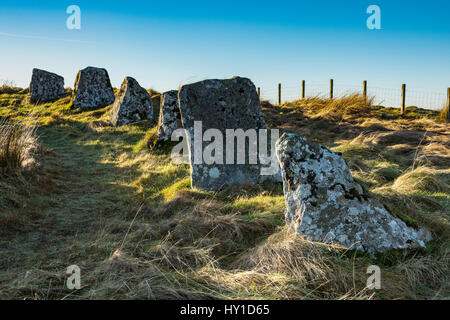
0, 118, 152, 269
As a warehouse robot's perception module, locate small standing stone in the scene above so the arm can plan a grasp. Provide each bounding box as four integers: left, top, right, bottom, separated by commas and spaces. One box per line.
71, 66, 115, 109
276, 133, 430, 254
156, 90, 182, 142
110, 77, 153, 126
27, 68, 65, 104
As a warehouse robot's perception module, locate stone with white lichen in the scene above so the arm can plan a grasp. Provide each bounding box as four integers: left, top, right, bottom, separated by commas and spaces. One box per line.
178, 77, 280, 190
110, 77, 153, 126
26, 68, 65, 104
275, 133, 431, 254
71, 66, 115, 109
156, 90, 182, 141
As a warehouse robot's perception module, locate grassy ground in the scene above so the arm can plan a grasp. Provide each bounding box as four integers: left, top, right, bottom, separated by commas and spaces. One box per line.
0, 91, 448, 300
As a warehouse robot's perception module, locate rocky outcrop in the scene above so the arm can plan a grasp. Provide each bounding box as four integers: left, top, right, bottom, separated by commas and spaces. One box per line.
276, 133, 430, 254
71, 67, 115, 109
110, 77, 153, 126
27, 68, 64, 104
156, 90, 182, 143
178, 77, 279, 190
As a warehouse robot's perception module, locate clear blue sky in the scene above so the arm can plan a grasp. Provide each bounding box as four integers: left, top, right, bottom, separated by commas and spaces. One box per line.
0, 0, 449, 99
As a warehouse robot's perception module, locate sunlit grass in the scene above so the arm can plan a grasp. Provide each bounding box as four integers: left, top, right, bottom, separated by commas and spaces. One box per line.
0, 90, 448, 300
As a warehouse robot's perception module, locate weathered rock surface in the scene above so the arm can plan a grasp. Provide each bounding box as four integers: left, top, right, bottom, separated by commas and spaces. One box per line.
110, 77, 153, 126
179, 77, 279, 190
27, 68, 64, 104
71, 67, 115, 109
156, 90, 182, 142
276, 133, 430, 254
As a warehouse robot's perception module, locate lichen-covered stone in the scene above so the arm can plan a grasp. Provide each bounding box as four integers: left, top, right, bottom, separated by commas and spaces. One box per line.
27, 68, 64, 104
156, 90, 182, 142
71, 67, 115, 109
276, 133, 430, 254
110, 77, 153, 126
179, 77, 278, 190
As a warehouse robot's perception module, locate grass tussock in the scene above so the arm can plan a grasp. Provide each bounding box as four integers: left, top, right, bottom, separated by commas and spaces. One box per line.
0, 117, 39, 173
238, 231, 344, 283
391, 167, 449, 195
0, 80, 24, 95
288, 94, 374, 119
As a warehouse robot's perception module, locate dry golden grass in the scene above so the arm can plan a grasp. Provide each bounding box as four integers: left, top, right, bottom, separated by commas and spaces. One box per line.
391, 167, 449, 195
236, 231, 351, 290
0, 80, 24, 95
0, 90, 449, 300
0, 116, 39, 173
288, 94, 375, 119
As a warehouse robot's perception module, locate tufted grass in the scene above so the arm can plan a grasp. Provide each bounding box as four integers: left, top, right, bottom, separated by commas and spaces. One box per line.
0, 90, 448, 300
0, 116, 38, 173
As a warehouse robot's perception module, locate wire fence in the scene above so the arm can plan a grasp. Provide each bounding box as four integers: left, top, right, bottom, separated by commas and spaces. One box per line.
258, 81, 449, 111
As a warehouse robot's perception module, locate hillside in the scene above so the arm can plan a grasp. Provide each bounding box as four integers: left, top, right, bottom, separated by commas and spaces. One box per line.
0, 90, 448, 300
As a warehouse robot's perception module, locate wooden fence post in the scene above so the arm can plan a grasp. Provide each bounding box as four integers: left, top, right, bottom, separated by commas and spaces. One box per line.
446, 87, 450, 123
363, 80, 367, 99
302, 80, 305, 99
257, 87, 260, 100
278, 83, 281, 105
330, 79, 334, 99
401, 84, 406, 114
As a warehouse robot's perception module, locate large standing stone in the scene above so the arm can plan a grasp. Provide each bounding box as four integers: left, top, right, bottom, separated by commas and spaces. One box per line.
275, 133, 430, 254
71, 67, 115, 109
178, 77, 278, 191
27, 68, 65, 104
156, 90, 182, 142
110, 77, 153, 126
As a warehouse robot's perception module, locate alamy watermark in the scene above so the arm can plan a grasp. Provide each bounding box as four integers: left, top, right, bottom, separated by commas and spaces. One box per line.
66, 5, 81, 30
170, 122, 279, 176
366, 5, 381, 30
64, 5, 379, 31
366, 265, 381, 290
66, 264, 81, 290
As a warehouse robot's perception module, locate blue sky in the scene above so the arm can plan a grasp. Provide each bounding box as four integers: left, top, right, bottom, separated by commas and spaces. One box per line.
0, 0, 449, 103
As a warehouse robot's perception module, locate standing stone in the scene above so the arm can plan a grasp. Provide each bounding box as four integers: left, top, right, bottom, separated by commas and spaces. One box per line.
110, 77, 153, 126
156, 90, 182, 142
178, 77, 278, 191
275, 133, 430, 254
27, 68, 65, 104
71, 67, 115, 109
